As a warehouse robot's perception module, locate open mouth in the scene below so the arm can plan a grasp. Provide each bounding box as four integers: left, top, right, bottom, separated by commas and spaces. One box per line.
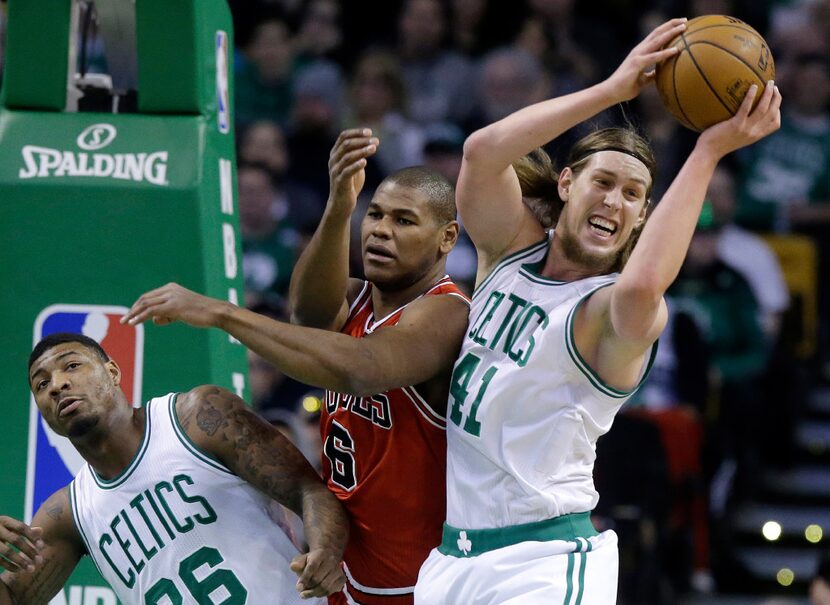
365, 244, 395, 262
58, 397, 82, 417
588, 216, 617, 237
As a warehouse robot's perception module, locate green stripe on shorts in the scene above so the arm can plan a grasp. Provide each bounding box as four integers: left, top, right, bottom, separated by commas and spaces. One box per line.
438, 511, 598, 558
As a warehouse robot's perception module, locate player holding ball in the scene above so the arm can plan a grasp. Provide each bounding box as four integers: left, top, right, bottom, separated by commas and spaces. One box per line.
414, 17, 781, 605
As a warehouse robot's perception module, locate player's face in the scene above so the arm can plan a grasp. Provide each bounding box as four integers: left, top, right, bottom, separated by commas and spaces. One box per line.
556, 151, 650, 272
360, 182, 448, 290
29, 343, 122, 439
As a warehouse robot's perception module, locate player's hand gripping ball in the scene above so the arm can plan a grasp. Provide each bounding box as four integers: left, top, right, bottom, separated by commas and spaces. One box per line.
655, 15, 775, 131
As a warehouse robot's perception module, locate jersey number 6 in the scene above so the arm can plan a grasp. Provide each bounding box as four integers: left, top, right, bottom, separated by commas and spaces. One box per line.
324, 420, 357, 491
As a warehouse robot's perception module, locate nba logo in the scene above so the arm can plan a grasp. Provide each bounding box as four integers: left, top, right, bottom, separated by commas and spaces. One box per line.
25, 305, 144, 522
216, 30, 230, 134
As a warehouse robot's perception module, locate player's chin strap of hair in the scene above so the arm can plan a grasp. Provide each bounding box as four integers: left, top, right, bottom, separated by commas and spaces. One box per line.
571, 146, 652, 169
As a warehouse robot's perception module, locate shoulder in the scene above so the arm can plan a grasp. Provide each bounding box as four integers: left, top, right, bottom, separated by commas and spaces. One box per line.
175, 386, 245, 442
400, 291, 470, 324
476, 228, 550, 287
178, 385, 241, 413
426, 278, 472, 304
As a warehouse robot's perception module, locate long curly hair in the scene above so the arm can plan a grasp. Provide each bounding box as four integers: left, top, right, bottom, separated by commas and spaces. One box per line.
512, 127, 657, 272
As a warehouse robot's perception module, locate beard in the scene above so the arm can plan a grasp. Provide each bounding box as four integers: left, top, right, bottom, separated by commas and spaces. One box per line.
557, 226, 621, 275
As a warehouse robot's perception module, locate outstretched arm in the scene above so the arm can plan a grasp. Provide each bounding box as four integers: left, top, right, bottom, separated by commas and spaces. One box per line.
458, 19, 687, 269
176, 386, 348, 599
576, 81, 782, 387
123, 283, 469, 401
0, 488, 84, 605
288, 129, 378, 330
609, 81, 782, 344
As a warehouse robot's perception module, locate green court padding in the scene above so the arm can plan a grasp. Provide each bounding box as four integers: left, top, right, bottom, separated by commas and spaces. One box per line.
0, 1, 244, 601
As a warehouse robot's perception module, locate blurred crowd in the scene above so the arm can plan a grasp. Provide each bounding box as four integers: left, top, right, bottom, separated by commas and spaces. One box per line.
1, 0, 829, 601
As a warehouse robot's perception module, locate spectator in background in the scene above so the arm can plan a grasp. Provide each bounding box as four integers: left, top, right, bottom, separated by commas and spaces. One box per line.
238, 119, 326, 227
397, 0, 475, 126
239, 119, 291, 175
421, 122, 464, 185
344, 50, 424, 178
707, 165, 790, 341
736, 53, 830, 232
287, 62, 362, 198
670, 204, 769, 497
235, 18, 297, 128
237, 162, 302, 301
463, 46, 550, 135
517, 0, 620, 96
247, 302, 314, 414
735, 52, 830, 371
449, 0, 489, 57
422, 122, 477, 294
448, 0, 523, 58
294, 0, 346, 65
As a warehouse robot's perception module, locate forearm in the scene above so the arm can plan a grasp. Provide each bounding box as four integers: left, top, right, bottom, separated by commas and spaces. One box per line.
299, 483, 348, 558
218, 304, 387, 395
288, 206, 352, 328
619, 145, 720, 298
464, 81, 619, 172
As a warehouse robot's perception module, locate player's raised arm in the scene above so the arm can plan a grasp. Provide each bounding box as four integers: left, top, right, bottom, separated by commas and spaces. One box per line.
0, 489, 84, 605
288, 129, 379, 331
458, 19, 687, 268
123, 282, 468, 399
175, 386, 347, 599
605, 80, 782, 349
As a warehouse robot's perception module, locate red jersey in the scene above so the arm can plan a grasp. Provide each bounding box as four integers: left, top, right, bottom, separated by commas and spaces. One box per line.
323, 276, 469, 605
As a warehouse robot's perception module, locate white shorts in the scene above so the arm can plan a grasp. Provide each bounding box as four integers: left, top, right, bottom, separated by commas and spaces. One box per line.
414, 529, 618, 605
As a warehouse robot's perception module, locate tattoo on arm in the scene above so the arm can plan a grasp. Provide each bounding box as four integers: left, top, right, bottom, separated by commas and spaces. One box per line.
187, 387, 311, 510
3, 553, 77, 605
184, 386, 348, 554
45, 501, 63, 522
196, 405, 226, 437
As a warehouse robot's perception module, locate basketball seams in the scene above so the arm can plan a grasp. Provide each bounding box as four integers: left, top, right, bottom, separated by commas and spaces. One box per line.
669, 48, 700, 131
678, 32, 735, 119
681, 23, 763, 40
686, 40, 770, 86
657, 16, 773, 132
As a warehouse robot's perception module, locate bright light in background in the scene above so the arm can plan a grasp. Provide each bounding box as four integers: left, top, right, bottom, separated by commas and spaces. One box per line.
762, 521, 783, 541
776, 568, 795, 587
302, 395, 322, 413
806, 524, 823, 543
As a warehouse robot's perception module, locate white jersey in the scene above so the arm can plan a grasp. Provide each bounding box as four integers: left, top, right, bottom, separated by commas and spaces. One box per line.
445, 235, 656, 529
70, 393, 317, 605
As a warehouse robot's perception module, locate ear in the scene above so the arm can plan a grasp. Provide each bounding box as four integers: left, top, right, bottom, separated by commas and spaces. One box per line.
635, 199, 649, 227
106, 359, 122, 387
439, 220, 460, 255
557, 167, 573, 203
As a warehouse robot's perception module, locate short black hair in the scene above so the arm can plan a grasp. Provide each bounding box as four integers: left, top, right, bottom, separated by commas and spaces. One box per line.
29, 333, 110, 372
383, 166, 456, 225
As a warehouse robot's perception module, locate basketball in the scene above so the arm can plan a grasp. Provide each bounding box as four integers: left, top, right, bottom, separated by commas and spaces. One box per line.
655, 15, 775, 132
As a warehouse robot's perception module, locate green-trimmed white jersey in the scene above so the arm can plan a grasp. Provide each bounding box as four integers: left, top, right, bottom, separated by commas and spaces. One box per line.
69, 393, 316, 605
445, 234, 656, 529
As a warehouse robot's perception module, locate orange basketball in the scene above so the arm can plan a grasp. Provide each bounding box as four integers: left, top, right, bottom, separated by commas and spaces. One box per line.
655, 15, 775, 132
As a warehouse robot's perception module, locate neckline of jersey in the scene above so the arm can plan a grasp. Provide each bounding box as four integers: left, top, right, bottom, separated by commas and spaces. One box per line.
91, 401, 152, 489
